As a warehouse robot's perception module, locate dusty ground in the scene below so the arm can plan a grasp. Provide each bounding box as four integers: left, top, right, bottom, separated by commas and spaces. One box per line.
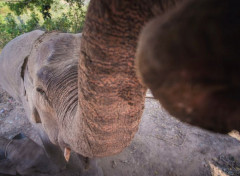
0, 87, 240, 176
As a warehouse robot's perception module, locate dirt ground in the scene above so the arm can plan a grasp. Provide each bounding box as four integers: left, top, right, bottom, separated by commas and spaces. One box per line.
0, 87, 240, 176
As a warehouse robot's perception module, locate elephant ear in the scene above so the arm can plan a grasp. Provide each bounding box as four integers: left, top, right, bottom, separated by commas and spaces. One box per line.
0, 30, 45, 102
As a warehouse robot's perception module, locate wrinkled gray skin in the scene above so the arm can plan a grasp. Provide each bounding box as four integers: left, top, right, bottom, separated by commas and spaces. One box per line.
0, 29, 106, 175
0, 31, 98, 174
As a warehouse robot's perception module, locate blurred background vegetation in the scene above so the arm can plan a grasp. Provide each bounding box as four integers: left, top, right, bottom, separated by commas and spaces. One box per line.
0, 0, 88, 50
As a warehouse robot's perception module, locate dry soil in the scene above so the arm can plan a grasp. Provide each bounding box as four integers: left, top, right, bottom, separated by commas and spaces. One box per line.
0, 87, 240, 176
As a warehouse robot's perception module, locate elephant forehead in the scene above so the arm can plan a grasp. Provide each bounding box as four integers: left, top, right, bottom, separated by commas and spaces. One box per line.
37, 42, 54, 64
35, 33, 80, 65
36, 66, 55, 84
29, 33, 81, 82
36, 60, 78, 88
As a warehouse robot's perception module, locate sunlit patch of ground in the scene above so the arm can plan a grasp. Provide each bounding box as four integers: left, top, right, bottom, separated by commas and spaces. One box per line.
210, 163, 229, 176
229, 130, 240, 141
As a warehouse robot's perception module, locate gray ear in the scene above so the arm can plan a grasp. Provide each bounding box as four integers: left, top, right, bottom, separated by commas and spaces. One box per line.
21, 62, 42, 124
0, 30, 45, 102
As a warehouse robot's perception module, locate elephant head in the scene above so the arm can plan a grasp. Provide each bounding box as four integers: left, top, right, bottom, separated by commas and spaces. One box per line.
0, 31, 81, 168
24, 32, 81, 149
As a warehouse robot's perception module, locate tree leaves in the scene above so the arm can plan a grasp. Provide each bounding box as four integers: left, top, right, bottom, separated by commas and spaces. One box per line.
6, 0, 84, 20
0, 0, 87, 49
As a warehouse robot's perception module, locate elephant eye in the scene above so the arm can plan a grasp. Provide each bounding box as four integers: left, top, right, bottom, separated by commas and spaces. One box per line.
36, 87, 48, 101
36, 87, 46, 96
36, 87, 51, 106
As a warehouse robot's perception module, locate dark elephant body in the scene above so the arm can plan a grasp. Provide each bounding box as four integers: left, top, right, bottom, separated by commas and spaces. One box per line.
0, 135, 59, 176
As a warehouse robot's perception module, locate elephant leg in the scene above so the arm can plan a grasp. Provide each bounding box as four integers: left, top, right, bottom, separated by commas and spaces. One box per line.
36, 125, 103, 175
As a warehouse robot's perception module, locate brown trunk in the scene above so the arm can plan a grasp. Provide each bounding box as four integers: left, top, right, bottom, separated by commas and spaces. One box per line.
136, 0, 240, 133
71, 0, 182, 157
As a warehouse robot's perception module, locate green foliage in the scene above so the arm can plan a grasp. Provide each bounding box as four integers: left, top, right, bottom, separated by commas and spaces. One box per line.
0, 0, 87, 50
0, 17, 11, 49
6, 0, 84, 20
0, 13, 39, 48
26, 12, 40, 31
42, 14, 72, 32
67, 1, 86, 33
7, 0, 54, 19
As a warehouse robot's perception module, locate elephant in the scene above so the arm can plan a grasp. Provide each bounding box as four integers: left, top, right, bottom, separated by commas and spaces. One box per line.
0, 31, 103, 175
0, 0, 239, 174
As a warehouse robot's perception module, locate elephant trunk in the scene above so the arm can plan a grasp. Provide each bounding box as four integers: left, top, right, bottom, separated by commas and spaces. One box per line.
136, 0, 240, 133
65, 0, 183, 157
73, 0, 149, 157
